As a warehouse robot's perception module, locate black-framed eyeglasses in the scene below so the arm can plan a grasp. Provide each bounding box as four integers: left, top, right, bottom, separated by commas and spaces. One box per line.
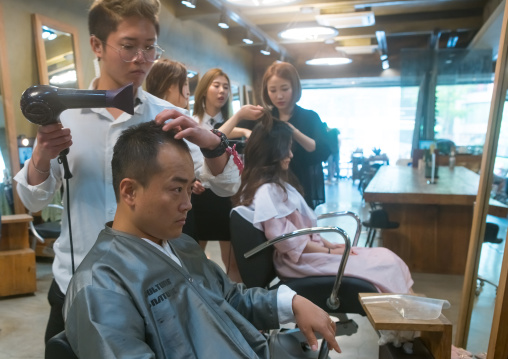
102, 41, 164, 63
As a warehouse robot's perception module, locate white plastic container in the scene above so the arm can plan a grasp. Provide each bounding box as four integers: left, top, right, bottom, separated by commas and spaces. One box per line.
361, 295, 451, 320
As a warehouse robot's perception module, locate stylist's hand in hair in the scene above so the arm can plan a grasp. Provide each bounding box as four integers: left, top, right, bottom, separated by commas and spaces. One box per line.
236, 105, 264, 122
154, 109, 220, 150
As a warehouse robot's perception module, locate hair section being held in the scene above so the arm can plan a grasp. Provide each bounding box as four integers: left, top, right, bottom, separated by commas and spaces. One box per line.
232, 113, 302, 207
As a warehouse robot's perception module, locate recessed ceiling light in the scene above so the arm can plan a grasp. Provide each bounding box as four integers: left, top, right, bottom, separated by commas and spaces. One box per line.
181, 0, 196, 8
260, 46, 271, 55
279, 26, 338, 41
224, 0, 298, 6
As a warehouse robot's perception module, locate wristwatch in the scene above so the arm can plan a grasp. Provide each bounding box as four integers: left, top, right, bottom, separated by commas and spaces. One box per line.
200, 129, 230, 158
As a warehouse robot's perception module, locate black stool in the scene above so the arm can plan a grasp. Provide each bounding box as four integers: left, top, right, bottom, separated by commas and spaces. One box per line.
362, 209, 399, 247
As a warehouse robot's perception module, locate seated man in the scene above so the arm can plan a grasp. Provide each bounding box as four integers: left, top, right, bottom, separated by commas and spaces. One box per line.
63, 121, 340, 358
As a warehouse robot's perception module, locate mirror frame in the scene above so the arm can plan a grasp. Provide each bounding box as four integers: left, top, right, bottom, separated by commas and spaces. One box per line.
456, 1, 508, 355
230, 81, 243, 111
32, 13, 83, 88
243, 85, 254, 105
0, 4, 23, 214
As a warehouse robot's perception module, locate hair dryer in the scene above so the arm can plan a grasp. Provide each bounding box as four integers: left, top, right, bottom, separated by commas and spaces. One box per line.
19, 82, 135, 182
20, 83, 135, 126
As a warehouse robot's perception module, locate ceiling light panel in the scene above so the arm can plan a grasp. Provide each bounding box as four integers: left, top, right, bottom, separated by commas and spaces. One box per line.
335, 45, 378, 55
279, 26, 338, 41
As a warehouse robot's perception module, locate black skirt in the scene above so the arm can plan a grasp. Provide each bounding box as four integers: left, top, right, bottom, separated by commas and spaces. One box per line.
182, 188, 232, 242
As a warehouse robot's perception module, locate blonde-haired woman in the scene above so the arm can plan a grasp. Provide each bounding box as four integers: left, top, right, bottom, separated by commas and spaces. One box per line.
189, 68, 263, 282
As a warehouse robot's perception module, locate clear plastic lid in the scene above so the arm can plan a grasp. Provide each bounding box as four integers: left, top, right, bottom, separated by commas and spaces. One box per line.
361, 294, 451, 320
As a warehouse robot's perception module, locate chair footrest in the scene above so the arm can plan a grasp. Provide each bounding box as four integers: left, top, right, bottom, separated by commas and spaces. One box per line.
335, 318, 359, 337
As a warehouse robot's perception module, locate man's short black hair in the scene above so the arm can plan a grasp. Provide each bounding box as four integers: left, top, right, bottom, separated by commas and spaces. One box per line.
112, 121, 189, 201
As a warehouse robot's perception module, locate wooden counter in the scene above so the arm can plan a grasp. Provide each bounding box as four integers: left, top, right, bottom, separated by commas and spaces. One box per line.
363, 166, 506, 274
0, 214, 35, 297
359, 293, 452, 359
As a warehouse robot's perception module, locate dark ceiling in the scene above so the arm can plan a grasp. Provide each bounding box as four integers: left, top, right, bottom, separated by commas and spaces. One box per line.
169, 0, 498, 79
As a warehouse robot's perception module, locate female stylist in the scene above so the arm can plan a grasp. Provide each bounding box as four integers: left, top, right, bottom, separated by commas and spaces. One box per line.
262, 61, 331, 209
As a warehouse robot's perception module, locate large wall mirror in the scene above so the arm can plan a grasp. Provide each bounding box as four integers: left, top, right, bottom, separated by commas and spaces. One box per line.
0, 5, 23, 214
32, 14, 83, 88
455, 1, 508, 357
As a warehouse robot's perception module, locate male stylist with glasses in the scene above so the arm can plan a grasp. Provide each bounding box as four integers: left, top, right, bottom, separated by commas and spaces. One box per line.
15, 0, 241, 344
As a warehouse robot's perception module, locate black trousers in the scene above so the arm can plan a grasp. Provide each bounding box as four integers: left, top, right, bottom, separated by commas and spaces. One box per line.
44, 279, 65, 344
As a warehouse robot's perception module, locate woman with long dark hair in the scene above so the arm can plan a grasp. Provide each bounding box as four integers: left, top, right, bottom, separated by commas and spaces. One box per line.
233, 117, 413, 294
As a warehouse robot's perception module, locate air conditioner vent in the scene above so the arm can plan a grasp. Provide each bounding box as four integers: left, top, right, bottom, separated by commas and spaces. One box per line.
316, 11, 375, 29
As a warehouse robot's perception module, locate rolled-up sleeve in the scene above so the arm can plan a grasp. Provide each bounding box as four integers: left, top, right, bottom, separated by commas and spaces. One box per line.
188, 142, 240, 197
14, 159, 61, 212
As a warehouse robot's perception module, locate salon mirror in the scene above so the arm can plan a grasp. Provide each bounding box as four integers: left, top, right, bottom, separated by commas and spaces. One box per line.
32, 14, 83, 88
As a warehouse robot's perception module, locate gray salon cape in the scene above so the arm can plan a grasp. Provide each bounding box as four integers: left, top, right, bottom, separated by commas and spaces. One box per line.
63, 225, 280, 358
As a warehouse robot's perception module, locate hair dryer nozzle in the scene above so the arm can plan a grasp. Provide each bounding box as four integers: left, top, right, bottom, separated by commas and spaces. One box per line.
106, 83, 134, 115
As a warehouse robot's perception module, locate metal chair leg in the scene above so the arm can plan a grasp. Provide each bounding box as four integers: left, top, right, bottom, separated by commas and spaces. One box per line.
369, 229, 377, 247
365, 228, 374, 247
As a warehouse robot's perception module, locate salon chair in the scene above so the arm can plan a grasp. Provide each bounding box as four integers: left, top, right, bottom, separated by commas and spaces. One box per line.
45, 330, 78, 359
230, 209, 378, 358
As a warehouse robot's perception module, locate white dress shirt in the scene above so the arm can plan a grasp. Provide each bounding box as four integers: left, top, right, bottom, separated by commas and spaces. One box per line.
14, 80, 240, 293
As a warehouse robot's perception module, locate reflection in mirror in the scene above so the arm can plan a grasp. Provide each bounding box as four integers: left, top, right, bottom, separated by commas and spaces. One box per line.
32, 14, 83, 88
244, 85, 253, 105
231, 83, 241, 113
187, 70, 199, 115
43, 26, 77, 87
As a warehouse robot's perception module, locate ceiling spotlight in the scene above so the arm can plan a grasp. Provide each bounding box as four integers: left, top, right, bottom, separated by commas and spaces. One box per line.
218, 11, 230, 29
382, 60, 390, 70
242, 31, 254, 44
279, 26, 338, 41
260, 46, 271, 55
187, 70, 198, 78
181, 0, 196, 8
380, 54, 388, 61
